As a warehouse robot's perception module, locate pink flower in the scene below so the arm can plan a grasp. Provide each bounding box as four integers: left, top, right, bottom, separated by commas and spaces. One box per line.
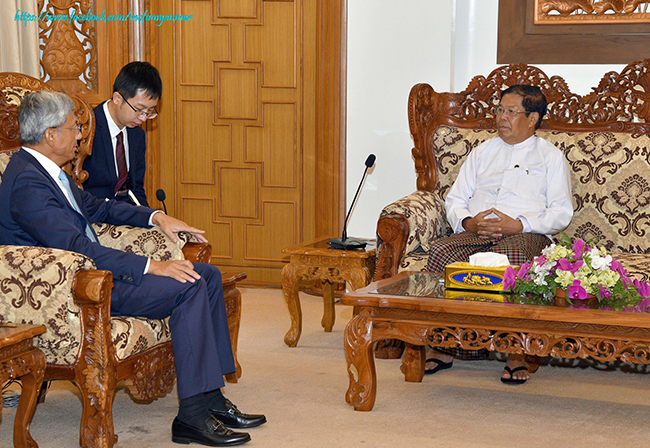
598, 285, 611, 299
516, 262, 530, 280
557, 258, 584, 274
503, 266, 516, 291
622, 275, 633, 290
632, 279, 650, 299
572, 239, 586, 258
534, 255, 546, 265
567, 279, 589, 300
611, 258, 628, 278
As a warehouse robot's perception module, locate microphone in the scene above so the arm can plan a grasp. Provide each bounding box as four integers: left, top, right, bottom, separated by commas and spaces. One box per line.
328, 154, 376, 250
156, 189, 167, 214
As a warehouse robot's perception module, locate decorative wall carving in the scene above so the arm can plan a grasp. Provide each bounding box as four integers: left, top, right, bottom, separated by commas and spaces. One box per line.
498, 0, 650, 64
38, 0, 99, 94
535, 0, 650, 24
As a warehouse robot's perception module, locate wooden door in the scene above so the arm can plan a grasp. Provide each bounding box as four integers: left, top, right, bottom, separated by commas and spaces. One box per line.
154, 0, 341, 286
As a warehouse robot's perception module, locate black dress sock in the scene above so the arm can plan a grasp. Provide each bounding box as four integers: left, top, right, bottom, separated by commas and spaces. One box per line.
204, 388, 228, 411
178, 393, 210, 428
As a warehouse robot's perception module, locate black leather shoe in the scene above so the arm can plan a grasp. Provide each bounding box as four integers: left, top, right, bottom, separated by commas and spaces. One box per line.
172, 416, 251, 446
210, 399, 267, 429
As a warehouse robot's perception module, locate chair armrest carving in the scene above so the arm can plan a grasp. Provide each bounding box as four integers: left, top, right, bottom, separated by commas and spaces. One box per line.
182, 242, 212, 264
375, 214, 410, 280
375, 190, 452, 279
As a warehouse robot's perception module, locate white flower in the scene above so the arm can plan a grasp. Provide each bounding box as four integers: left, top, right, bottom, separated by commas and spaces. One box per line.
590, 252, 612, 271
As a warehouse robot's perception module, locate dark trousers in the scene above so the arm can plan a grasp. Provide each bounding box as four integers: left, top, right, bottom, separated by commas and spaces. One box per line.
111, 263, 235, 399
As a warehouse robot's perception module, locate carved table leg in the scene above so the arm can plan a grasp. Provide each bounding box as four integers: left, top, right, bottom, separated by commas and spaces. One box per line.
321, 281, 336, 332
344, 313, 377, 412
400, 343, 425, 383
13, 348, 46, 448
282, 263, 303, 347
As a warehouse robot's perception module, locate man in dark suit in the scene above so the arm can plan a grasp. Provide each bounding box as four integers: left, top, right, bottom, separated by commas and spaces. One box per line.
0, 90, 266, 446
82, 61, 160, 206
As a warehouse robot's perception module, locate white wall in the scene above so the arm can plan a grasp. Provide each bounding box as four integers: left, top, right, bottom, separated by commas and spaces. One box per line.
345, 0, 625, 239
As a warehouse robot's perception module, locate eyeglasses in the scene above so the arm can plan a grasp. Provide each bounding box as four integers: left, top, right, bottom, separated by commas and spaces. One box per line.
494, 106, 528, 119
119, 92, 158, 119
57, 124, 81, 133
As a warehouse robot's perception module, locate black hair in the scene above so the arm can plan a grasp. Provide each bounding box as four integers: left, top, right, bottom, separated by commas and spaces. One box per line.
501, 85, 547, 129
113, 61, 162, 100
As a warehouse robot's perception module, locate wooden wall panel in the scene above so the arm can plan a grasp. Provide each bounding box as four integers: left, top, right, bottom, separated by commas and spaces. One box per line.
156, 0, 328, 285
245, 103, 297, 188
35, 0, 342, 286
180, 100, 232, 183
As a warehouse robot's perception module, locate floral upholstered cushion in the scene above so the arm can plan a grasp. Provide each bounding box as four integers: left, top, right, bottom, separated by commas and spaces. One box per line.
93, 223, 187, 261
111, 315, 172, 361
537, 130, 650, 255
388, 126, 650, 279
0, 246, 95, 365
398, 253, 429, 273
380, 190, 452, 255
92, 223, 183, 359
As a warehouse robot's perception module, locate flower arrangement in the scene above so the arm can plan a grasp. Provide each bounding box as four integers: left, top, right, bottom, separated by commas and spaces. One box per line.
503, 233, 650, 311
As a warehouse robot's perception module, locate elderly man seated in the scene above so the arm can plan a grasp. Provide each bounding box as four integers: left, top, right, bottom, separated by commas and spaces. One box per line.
424, 85, 573, 384
0, 90, 266, 446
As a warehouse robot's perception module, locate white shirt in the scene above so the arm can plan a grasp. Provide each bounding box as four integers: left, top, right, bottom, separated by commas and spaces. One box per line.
445, 135, 573, 237
103, 100, 130, 175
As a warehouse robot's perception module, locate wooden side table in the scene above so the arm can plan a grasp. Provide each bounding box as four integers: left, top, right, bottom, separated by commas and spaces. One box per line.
0, 323, 46, 448
281, 237, 376, 347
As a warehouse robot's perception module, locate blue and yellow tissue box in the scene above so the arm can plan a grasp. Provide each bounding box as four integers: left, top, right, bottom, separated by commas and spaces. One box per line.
444, 262, 509, 293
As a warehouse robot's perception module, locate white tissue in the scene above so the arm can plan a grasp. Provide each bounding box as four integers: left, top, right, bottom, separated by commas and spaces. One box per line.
468, 252, 510, 267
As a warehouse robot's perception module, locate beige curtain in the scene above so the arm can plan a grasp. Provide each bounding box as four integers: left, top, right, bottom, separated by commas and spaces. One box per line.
0, 0, 40, 77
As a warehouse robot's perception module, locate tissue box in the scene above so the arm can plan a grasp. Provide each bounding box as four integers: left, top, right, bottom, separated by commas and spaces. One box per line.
444, 262, 509, 292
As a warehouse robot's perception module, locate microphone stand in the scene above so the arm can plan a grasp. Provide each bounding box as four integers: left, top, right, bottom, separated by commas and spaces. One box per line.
328, 154, 375, 250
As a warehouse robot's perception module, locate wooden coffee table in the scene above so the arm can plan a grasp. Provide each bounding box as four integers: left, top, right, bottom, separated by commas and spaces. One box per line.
281, 237, 376, 347
0, 322, 46, 448
341, 271, 650, 411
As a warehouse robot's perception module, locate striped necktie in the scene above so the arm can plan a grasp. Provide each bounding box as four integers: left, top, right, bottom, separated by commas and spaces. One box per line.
58, 171, 99, 243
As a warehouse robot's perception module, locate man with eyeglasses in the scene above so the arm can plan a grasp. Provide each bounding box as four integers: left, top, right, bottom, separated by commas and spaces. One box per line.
0, 90, 265, 446
423, 85, 573, 385
83, 61, 161, 206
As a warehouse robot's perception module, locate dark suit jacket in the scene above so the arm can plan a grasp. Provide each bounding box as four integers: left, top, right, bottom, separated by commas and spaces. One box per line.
82, 103, 149, 206
0, 149, 155, 285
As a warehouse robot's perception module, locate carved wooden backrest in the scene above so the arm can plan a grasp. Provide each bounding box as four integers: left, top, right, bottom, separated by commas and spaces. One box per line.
409, 59, 650, 192
0, 72, 94, 186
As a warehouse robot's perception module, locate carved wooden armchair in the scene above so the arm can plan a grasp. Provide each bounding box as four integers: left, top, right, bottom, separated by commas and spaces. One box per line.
0, 72, 241, 448
375, 59, 650, 283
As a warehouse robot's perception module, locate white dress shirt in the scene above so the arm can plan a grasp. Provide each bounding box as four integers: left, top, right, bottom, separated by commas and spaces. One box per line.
445, 135, 573, 237
103, 100, 130, 175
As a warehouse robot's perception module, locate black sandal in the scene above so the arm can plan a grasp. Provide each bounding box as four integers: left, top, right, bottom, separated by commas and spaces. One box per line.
424, 358, 453, 375
500, 365, 528, 385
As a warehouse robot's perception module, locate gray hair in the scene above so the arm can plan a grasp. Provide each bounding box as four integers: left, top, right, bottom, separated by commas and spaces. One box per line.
18, 90, 75, 145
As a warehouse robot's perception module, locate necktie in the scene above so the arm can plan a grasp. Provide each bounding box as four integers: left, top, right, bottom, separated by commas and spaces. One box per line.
115, 131, 128, 193
58, 171, 99, 243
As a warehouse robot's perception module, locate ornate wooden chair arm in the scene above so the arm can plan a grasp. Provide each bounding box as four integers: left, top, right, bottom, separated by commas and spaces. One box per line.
376, 214, 410, 279
182, 242, 212, 264
375, 190, 451, 280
